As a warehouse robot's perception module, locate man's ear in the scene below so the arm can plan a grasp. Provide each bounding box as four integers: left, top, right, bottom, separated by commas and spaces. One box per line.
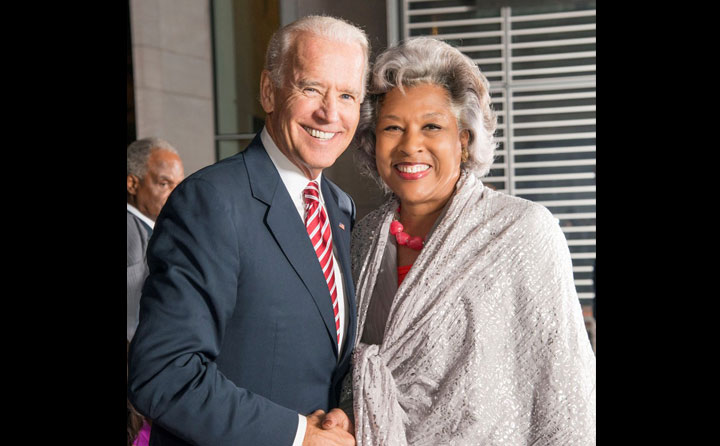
259, 70, 275, 114
127, 175, 139, 195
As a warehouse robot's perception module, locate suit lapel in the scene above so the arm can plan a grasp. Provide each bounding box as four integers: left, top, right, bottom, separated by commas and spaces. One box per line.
243, 136, 339, 356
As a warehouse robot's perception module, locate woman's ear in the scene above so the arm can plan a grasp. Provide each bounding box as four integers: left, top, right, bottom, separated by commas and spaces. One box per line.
460, 129, 471, 163
460, 129, 470, 148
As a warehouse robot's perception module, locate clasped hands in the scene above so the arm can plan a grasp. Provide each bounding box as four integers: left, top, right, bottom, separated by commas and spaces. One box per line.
303, 408, 355, 446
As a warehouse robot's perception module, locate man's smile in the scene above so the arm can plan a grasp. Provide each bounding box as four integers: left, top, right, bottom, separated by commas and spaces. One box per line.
303, 125, 337, 140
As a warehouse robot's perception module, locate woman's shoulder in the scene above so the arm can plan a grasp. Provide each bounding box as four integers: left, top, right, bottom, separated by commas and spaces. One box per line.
482, 186, 557, 227
353, 199, 395, 234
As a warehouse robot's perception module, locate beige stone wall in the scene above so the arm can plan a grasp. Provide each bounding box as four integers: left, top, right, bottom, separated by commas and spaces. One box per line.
129, 0, 215, 176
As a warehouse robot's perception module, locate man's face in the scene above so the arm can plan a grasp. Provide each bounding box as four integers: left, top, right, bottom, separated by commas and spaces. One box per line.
127, 149, 185, 221
260, 32, 365, 180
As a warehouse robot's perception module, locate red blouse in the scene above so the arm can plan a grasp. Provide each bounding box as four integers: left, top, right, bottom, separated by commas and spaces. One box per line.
397, 264, 413, 287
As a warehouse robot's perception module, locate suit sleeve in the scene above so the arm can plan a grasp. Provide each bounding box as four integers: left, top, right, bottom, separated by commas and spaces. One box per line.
127, 177, 299, 446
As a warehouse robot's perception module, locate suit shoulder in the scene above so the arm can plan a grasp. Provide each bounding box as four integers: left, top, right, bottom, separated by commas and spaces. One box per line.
186, 152, 248, 184
168, 153, 252, 205
127, 211, 145, 236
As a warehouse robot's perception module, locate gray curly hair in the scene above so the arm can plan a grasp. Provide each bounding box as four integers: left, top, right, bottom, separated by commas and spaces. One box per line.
127, 137, 178, 178
354, 36, 497, 192
264, 15, 371, 101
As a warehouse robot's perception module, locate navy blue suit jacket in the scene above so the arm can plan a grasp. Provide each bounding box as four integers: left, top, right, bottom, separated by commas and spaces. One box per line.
128, 134, 357, 445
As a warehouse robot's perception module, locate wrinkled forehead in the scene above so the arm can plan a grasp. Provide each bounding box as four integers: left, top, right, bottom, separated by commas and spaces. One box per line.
286, 33, 366, 93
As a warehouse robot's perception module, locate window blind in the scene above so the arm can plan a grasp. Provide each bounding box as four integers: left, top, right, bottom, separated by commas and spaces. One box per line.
402, 0, 596, 303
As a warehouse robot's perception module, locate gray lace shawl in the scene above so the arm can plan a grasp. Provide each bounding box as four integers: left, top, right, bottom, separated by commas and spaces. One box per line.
346, 171, 596, 445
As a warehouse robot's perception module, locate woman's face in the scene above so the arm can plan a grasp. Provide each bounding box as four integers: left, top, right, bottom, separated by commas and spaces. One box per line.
375, 83, 469, 212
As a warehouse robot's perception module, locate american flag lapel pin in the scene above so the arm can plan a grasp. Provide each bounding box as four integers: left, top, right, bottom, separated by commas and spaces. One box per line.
339, 223, 345, 230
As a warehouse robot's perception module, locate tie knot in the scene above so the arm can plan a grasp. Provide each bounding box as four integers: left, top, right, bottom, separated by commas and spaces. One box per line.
303, 181, 320, 205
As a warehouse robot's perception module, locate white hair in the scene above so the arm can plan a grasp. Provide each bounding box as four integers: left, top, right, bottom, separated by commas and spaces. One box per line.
127, 137, 178, 178
264, 15, 371, 101
355, 37, 497, 192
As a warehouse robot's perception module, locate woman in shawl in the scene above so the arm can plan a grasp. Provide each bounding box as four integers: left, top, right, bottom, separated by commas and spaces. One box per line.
327, 37, 596, 445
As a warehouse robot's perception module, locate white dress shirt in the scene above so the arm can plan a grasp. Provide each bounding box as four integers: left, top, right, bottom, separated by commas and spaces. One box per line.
127, 203, 155, 229
261, 127, 349, 445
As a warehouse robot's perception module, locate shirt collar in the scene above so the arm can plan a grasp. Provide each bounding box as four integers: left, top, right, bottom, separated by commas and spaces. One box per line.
261, 126, 324, 218
126, 203, 155, 229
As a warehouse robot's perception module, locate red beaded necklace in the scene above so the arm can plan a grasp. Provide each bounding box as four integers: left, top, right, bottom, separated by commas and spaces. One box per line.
389, 206, 425, 251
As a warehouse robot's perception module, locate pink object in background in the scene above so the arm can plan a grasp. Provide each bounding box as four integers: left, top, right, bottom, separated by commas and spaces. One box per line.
132, 420, 151, 446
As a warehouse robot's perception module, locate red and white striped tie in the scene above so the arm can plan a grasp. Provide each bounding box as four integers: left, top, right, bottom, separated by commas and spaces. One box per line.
303, 181, 340, 345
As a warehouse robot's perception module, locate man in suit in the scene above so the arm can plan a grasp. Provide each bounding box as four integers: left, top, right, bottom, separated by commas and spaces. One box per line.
127, 137, 185, 341
128, 15, 369, 446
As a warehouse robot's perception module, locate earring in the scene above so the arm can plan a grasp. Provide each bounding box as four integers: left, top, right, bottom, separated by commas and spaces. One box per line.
461, 147, 469, 163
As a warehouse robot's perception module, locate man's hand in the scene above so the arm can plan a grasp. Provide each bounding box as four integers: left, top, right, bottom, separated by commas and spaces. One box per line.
321, 408, 354, 434
303, 410, 355, 446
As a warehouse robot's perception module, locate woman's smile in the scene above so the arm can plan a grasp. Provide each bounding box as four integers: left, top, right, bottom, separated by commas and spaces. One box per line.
375, 83, 468, 212
394, 162, 431, 179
